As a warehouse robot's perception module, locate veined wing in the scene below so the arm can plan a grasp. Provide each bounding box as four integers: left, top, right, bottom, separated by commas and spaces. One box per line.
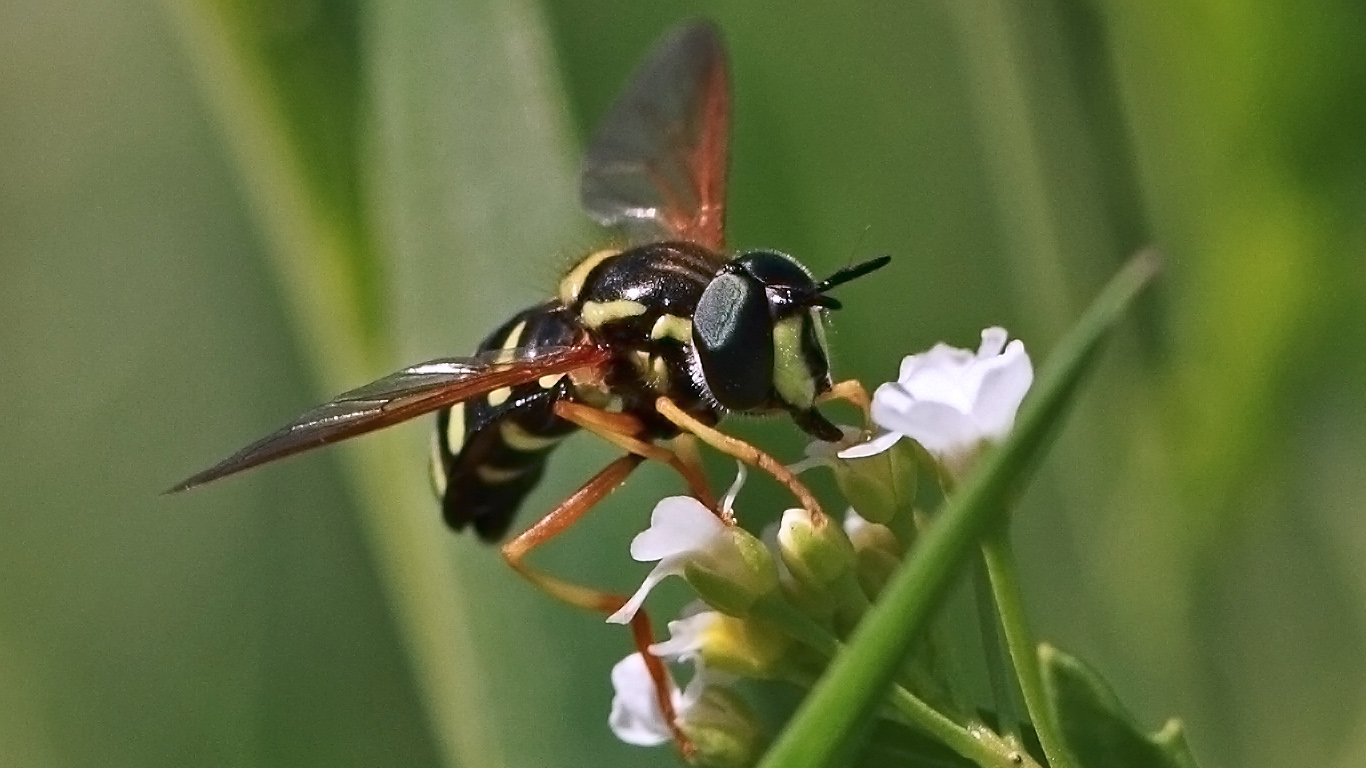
169, 344, 610, 492
580, 20, 731, 256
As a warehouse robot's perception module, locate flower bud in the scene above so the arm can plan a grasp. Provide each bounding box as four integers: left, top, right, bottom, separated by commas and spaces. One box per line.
700, 614, 792, 680
843, 509, 902, 558
684, 527, 779, 617
842, 509, 904, 597
832, 438, 918, 525
776, 509, 855, 593
680, 688, 766, 768
778, 570, 836, 625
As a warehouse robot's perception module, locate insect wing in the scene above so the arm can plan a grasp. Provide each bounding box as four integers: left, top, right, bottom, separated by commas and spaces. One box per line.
170, 344, 610, 492
580, 20, 731, 254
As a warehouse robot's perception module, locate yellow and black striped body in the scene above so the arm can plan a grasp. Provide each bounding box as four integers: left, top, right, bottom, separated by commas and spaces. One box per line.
431, 305, 582, 540
431, 241, 724, 541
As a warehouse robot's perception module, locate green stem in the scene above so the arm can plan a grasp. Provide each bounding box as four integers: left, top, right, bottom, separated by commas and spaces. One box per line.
981, 528, 1078, 768
753, 597, 1019, 768
974, 555, 1022, 744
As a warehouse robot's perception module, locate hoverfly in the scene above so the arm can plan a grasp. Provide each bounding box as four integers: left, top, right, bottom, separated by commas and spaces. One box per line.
173, 20, 887, 749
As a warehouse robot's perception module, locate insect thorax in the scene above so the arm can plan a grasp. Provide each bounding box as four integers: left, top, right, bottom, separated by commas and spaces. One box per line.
560, 241, 722, 432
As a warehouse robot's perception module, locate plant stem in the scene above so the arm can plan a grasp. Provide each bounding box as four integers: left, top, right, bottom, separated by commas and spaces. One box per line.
974, 554, 1023, 744
980, 527, 1078, 768
754, 596, 1021, 768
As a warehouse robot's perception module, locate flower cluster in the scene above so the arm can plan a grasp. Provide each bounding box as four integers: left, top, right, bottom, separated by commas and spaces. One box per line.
605, 328, 1033, 766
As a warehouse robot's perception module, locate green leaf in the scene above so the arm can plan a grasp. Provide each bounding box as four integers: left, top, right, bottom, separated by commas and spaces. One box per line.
1040, 645, 1200, 768
757, 250, 1162, 768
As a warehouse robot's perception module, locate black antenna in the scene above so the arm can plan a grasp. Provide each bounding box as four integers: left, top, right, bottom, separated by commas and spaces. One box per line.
815, 255, 891, 294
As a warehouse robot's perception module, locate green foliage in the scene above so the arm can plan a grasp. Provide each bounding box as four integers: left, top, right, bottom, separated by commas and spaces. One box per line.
1041, 645, 1199, 768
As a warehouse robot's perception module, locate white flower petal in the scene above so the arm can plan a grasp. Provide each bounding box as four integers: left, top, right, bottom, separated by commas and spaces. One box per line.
872, 388, 980, 456
650, 610, 721, 660
971, 339, 1033, 440
900, 366, 978, 411
678, 664, 711, 712
630, 496, 726, 561
607, 560, 680, 624
608, 653, 675, 746
869, 328, 1033, 478
977, 326, 1008, 358
790, 425, 863, 473
785, 455, 826, 475
899, 343, 973, 382
836, 429, 904, 459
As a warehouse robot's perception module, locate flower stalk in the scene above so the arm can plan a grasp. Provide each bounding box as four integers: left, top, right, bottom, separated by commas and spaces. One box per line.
750, 594, 1027, 768
981, 527, 1079, 768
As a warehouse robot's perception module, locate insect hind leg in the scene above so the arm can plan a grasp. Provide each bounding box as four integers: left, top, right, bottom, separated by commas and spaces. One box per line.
501, 453, 695, 758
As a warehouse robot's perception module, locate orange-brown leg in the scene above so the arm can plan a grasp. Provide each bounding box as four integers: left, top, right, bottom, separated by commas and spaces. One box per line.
819, 378, 873, 422
502, 453, 694, 759
654, 396, 824, 517
553, 400, 718, 511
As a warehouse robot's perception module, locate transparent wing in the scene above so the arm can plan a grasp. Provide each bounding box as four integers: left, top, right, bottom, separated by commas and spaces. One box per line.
580, 20, 730, 255
169, 344, 610, 492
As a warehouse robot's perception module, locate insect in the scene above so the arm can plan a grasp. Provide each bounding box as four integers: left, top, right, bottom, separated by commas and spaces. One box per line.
173, 20, 887, 749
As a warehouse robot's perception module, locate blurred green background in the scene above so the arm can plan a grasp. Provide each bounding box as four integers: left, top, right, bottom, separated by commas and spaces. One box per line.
3, 0, 1363, 766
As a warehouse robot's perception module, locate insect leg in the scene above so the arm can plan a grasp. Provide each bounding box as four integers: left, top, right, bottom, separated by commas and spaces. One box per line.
501, 453, 694, 758
818, 378, 873, 421
654, 396, 824, 517
553, 400, 718, 510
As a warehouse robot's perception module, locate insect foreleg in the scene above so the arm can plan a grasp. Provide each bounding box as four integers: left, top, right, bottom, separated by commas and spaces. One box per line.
654, 395, 823, 517
818, 378, 873, 424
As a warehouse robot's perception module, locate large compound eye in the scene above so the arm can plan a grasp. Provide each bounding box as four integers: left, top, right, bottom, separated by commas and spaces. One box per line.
693, 270, 774, 411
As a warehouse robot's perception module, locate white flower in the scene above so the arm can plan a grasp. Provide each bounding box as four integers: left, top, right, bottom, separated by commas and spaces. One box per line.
845, 327, 1032, 478
650, 607, 722, 661
609, 652, 704, 746
611, 465, 777, 623
607, 496, 732, 624
610, 608, 720, 748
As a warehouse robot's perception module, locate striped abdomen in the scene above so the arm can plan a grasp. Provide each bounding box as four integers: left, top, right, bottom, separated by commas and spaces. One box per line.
430, 305, 579, 541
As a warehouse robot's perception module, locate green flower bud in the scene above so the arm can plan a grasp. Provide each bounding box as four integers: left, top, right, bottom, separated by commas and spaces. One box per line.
778, 568, 836, 625
777, 509, 855, 592
684, 527, 779, 617
852, 546, 901, 599
698, 614, 792, 680
831, 438, 918, 525
681, 688, 766, 768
